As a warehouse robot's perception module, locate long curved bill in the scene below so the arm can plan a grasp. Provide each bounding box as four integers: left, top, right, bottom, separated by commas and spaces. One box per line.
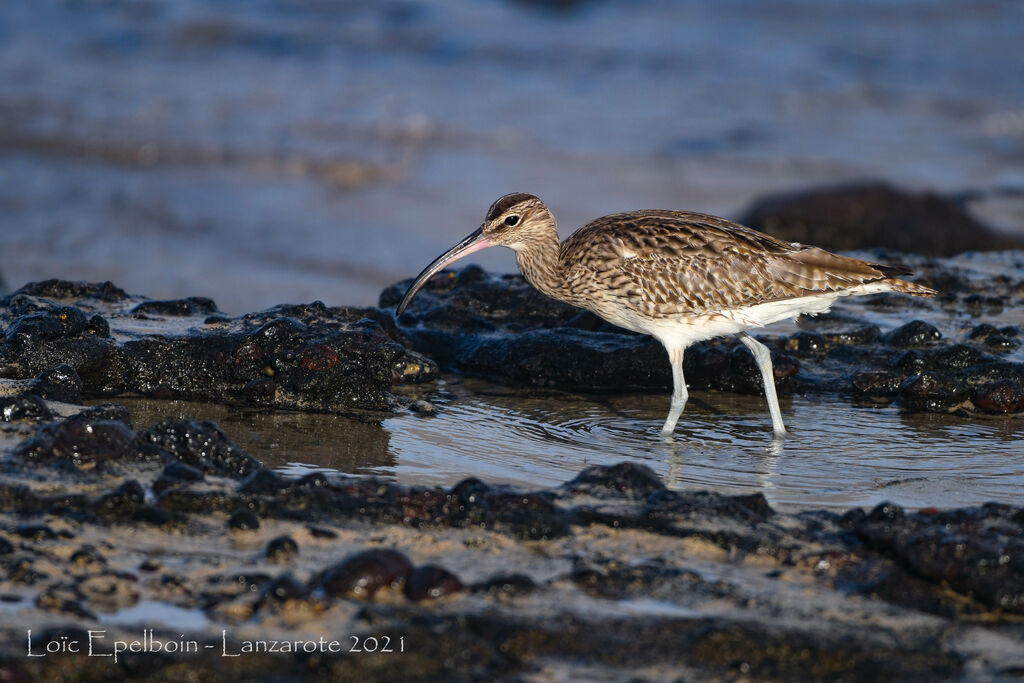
396, 226, 492, 315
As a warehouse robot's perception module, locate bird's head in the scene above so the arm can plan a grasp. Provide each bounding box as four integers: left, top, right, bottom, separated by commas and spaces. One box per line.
396, 192, 553, 315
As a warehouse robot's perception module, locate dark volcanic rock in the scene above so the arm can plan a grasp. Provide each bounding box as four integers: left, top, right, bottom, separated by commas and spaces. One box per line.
474, 573, 538, 596
882, 320, 942, 348
0, 394, 53, 423
0, 442, 1020, 680
266, 535, 299, 563
737, 182, 1021, 256
144, 420, 261, 478
28, 364, 82, 403
0, 280, 436, 414
131, 297, 218, 317
4, 279, 129, 303
161, 462, 205, 483
228, 509, 261, 531
852, 503, 1024, 614
13, 524, 57, 540
404, 565, 464, 601
319, 548, 413, 598
237, 467, 289, 495
257, 573, 309, 608
899, 372, 971, 412
973, 379, 1024, 413
563, 462, 666, 500
15, 412, 140, 468
851, 370, 903, 398
7, 407, 284, 484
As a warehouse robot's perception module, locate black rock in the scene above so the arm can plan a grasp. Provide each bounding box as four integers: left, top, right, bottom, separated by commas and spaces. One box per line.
473, 573, 537, 596
900, 373, 971, 412
13, 524, 57, 540
867, 502, 905, 523
96, 480, 146, 519
29, 364, 82, 403
144, 420, 260, 478
791, 331, 828, 355
8, 279, 129, 302
70, 545, 106, 566
1, 280, 435, 416
16, 413, 140, 467
563, 462, 666, 500
258, 573, 309, 606
737, 182, 1020, 256
984, 335, 1020, 352
75, 404, 132, 427
450, 477, 489, 507
852, 371, 904, 398
973, 380, 1024, 414
308, 526, 338, 539
4, 308, 88, 346
238, 468, 288, 495
131, 297, 218, 317
0, 395, 53, 423
266, 536, 299, 563
161, 462, 205, 482
153, 462, 206, 496
404, 565, 463, 601
228, 509, 260, 531
319, 548, 413, 598
883, 321, 942, 348
852, 503, 1024, 614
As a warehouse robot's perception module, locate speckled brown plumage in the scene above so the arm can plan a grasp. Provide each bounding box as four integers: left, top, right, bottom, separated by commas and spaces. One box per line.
554, 209, 933, 321
397, 192, 936, 436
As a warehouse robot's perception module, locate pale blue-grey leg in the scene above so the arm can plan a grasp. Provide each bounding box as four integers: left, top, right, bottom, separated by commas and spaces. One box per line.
660, 346, 688, 436
738, 332, 787, 436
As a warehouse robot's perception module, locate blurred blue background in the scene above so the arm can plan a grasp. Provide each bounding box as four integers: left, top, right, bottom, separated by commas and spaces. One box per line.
1, 0, 1022, 312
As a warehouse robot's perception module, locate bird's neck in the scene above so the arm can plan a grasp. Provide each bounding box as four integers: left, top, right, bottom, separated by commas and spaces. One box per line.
514, 226, 569, 302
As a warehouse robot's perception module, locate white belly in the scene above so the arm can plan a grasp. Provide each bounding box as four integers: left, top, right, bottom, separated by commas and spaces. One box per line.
596, 282, 895, 350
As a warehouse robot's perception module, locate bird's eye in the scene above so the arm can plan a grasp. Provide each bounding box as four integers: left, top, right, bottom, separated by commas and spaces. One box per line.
504, 215, 520, 227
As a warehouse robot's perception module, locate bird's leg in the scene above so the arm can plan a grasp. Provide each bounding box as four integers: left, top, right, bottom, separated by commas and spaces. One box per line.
738, 332, 787, 436
660, 346, 688, 436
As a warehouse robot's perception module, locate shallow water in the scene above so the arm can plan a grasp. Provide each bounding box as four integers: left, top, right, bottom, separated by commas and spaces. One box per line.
2, 0, 1024, 311
112, 374, 1024, 511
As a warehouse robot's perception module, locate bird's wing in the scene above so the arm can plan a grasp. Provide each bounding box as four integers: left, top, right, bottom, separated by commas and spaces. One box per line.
561, 210, 902, 317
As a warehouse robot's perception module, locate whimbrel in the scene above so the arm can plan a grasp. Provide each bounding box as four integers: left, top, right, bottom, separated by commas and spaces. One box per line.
397, 193, 935, 437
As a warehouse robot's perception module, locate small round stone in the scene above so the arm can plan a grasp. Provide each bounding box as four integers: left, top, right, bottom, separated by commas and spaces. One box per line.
266, 536, 299, 563
404, 565, 463, 601
227, 510, 260, 531
320, 549, 413, 599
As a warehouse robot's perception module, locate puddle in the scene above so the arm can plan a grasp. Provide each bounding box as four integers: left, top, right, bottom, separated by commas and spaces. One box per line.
608, 599, 702, 619
110, 374, 1024, 511
99, 600, 209, 631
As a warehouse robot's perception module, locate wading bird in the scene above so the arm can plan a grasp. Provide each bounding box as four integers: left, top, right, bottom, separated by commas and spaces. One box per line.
396, 193, 935, 437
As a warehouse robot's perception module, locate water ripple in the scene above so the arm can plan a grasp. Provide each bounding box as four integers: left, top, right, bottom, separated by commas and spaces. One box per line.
385, 378, 1024, 509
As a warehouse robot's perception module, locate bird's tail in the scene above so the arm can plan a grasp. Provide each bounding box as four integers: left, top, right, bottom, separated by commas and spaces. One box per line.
883, 278, 937, 297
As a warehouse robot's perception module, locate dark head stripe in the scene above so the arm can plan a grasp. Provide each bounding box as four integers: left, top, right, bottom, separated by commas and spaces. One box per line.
486, 192, 536, 221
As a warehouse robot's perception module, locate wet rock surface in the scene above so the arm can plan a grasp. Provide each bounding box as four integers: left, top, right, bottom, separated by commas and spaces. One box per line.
0, 410, 1022, 680
0, 280, 436, 415
5, 258, 1024, 423
382, 254, 1024, 417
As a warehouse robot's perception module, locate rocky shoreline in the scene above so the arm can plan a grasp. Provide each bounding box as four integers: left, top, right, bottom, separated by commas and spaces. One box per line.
1, 238, 1023, 678
0, 403, 1022, 680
